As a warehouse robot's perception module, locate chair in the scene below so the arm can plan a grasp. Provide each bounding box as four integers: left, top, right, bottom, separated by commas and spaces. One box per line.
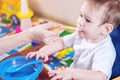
110, 24, 120, 79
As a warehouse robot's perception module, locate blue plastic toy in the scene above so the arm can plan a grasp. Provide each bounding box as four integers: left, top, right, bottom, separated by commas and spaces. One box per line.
0, 56, 43, 80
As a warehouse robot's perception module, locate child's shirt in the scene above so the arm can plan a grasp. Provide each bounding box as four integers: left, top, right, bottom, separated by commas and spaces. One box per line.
63, 32, 116, 79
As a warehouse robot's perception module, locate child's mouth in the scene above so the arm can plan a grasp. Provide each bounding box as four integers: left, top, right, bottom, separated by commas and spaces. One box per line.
77, 28, 83, 33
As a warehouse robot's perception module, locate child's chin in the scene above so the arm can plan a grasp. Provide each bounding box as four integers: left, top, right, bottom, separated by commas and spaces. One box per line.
78, 34, 85, 38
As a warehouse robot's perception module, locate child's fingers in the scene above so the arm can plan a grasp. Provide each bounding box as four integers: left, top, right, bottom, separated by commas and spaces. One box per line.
26, 52, 33, 59
48, 73, 56, 77
50, 74, 63, 80
48, 70, 64, 80
48, 70, 61, 79
36, 52, 41, 60
36, 52, 45, 60
36, 53, 49, 62
48, 70, 61, 75
44, 55, 49, 62
26, 52, 36, 60
29, 52, 36, 58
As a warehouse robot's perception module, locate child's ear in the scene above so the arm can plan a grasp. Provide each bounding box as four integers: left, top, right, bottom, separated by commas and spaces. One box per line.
100, 23, 113, 35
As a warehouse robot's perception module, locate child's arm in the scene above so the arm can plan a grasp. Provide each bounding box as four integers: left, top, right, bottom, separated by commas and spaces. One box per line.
48, 69, 107, 80
41, 38, 67, 55
71, 69, 107, 80
26, 38, 67, 61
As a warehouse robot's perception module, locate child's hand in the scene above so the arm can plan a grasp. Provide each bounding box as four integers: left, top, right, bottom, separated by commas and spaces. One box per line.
48, 69, 73, 80
26, 48, 49, 62
26, 51, 48, 62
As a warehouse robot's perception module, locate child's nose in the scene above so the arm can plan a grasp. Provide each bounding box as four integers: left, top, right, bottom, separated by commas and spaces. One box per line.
77, 18, 85, 27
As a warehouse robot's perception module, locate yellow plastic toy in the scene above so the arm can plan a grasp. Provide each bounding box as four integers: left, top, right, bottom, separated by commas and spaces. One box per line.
0, 0, 2, 16
17, 0, 33, 19
0, 0, 33, 26
19, 0, 33, 30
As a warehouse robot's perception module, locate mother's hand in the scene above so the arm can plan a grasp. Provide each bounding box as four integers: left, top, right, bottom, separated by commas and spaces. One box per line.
28, 23, 65, 43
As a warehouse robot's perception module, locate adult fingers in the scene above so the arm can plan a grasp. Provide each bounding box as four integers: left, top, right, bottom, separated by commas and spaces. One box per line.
47, 27, 65, 36
55, 27, 65, 35
45, 23, 63, 29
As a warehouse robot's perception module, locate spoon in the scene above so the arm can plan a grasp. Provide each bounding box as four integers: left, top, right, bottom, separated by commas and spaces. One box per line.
6, 60, 41, 73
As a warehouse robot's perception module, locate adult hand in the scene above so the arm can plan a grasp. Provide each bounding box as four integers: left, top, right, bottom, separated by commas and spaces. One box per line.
27, 23, 65, 44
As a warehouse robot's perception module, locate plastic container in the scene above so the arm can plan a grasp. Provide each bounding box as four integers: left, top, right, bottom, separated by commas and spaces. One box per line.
0, 56, 43, 80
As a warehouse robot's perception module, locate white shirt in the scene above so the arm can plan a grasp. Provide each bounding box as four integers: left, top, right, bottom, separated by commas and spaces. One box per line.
63, 32, 116, 79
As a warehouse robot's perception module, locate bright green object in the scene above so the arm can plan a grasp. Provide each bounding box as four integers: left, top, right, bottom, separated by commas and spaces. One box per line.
60, 30, 73, 37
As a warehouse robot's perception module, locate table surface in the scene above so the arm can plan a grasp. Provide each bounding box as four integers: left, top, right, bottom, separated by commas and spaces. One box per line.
0, 44, 50, 80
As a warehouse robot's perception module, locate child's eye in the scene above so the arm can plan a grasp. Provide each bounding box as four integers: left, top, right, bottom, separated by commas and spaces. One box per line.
86, 18, 91, 23
80, 14, 83, 17
78, 13, 83, 18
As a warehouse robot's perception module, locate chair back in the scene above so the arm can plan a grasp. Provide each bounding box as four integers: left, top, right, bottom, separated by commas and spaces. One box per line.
110, 25, 120, 79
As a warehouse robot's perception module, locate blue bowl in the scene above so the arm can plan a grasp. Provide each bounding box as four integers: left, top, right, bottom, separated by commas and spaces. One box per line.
0, 56, 43, 80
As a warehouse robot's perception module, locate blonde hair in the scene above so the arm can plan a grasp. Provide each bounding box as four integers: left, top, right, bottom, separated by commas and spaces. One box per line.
80, 0, 120, 28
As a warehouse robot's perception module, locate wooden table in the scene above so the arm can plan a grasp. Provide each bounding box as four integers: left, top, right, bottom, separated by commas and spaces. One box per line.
0, 44, 50, 80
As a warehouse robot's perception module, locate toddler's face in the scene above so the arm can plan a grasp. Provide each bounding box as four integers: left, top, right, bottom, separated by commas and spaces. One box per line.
76, 2, 105, 43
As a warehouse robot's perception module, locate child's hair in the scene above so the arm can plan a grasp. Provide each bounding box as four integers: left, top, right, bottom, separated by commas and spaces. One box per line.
80, 0, 120, 28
